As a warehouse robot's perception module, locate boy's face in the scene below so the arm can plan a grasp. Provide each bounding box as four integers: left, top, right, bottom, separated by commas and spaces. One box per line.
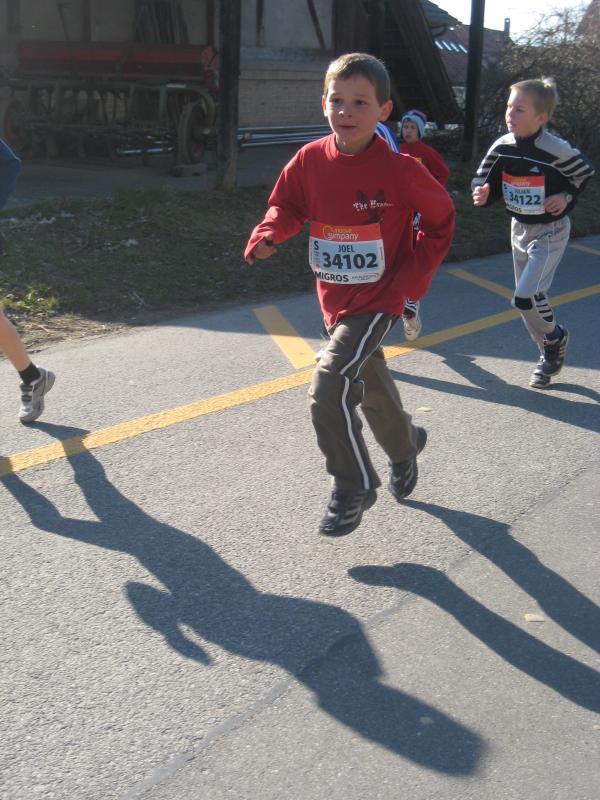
505, 89, 548, 138
322, 74, 392, 155
401, 120, 420, 144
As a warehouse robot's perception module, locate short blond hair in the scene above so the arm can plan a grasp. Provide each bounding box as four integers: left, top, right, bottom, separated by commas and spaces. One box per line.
510, 77, 558, 118
323, 52, 391, 105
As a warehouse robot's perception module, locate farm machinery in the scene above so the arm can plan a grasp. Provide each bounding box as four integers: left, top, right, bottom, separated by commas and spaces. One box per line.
1, 40, 218, 164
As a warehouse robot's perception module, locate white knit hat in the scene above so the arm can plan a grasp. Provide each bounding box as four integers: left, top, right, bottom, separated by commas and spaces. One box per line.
400, 109, 427, 138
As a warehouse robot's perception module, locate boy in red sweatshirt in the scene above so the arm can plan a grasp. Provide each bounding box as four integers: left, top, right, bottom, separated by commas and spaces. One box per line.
244, 53, 455, 537
398, 109, 450, 340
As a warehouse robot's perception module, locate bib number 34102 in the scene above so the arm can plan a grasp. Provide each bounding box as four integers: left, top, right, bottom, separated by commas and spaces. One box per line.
309, 221, 385, 284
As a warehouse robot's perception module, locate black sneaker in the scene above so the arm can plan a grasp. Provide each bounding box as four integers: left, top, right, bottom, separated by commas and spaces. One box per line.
318, 488, 377, 537
529, 327, 569, 389
388, 426, 427, 502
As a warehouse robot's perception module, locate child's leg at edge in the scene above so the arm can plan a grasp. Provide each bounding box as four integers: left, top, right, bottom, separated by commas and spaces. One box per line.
0, 308, 34, 373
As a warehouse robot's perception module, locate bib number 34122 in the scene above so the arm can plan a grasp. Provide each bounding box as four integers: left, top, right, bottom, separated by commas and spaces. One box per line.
309, 221, 385, 284
502, 171, 545, 215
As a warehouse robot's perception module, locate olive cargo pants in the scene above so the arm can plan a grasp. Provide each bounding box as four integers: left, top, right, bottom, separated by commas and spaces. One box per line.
308, 312, 419, 492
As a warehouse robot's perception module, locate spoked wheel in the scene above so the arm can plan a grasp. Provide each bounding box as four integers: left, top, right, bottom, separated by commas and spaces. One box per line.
3, 98, 29, 152
176, 94, 216, 164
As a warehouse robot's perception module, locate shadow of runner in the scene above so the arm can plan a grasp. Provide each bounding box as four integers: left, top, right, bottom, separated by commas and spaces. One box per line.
403, 500, 600, 654
390, 352, 600, 433
2, 423, 484, 774
349, 561, 600, 713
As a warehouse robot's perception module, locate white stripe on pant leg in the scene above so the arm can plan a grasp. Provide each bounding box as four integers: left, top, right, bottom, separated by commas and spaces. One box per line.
340, 313, 385, 376
341, 375, 371, 490
339, 313, 393, 490
533, 219, 569, 295
534, 228, 552, 295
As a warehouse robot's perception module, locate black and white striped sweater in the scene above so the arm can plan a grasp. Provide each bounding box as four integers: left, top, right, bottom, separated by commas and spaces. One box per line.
472, 128, 595, 224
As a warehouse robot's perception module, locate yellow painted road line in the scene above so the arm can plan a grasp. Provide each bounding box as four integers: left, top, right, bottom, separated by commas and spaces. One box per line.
383, 308, 519, 358
571, 243, 600, 256
384, 282, 599, 359
2, 283, 599, 478
253, 304, 317, 369
0, 369, 314, 478
448, 267, 514, 299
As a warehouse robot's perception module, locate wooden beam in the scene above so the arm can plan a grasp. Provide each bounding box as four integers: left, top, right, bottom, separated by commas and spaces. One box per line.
82, 0, 92, 41
386, 0, 459, 123
333, 0, 369, 55
368, 0, 386, 59
306, 0, 327, 50
206, 0, 215, 46
7, 0, 21, 34
462, 0, 485, 161
216, 0, 241, 190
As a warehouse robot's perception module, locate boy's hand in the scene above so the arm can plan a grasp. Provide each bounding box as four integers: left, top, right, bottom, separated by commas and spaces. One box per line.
472, 183, 490, 206
245, 237, 277, 265
544, 192, 569, 216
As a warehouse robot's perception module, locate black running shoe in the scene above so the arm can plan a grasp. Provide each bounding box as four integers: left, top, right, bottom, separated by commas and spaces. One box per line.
388, 426, 427, 502
529, 327, 569, 389
318, 488, 377, 537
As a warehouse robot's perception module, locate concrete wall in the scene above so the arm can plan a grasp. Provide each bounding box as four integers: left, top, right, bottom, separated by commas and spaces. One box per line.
239, 59, 330, 127
239, 0, 333, 126
241, 0, 332, 49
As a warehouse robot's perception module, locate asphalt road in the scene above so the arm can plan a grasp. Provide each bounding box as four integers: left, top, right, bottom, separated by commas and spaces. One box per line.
1, 235, 599, 800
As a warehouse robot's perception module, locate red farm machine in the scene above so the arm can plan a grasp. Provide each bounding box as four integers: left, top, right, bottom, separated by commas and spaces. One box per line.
1, 40, 218, 164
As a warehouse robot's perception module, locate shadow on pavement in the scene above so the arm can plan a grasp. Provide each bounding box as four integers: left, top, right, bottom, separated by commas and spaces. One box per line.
391, 352, 600, 433
349, 501, 600, 712
2, 423, 484, 774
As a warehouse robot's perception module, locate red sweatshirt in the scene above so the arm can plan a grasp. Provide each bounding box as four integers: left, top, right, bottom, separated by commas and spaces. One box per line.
244, 134, 455, 328
400, 140, 450, 187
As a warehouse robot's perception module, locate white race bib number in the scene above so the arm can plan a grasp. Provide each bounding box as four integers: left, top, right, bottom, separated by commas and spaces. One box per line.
309, 222, 384, 284
502, 171, 545, 215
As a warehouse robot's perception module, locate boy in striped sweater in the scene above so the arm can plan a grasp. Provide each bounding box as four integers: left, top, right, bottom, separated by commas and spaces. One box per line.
472, 78, 594, 388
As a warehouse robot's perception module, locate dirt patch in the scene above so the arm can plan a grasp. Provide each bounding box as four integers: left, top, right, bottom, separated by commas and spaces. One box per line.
5, 311, 129, 354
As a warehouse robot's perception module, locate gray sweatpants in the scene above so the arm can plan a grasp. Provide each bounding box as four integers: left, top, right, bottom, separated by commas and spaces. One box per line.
308, 312, 418, 492
511, 216, 570, 352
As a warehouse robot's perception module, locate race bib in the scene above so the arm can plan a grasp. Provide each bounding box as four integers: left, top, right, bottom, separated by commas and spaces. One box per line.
502, 171, 545, 215
308, 222, 384, 284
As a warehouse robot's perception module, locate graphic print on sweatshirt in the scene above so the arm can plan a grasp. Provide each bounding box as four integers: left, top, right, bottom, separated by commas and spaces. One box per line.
353, 189, 393, 223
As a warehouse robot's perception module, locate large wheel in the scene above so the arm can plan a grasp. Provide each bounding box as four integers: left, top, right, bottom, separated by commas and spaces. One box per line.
3, 98, 29, 152
176, 94, 216, 164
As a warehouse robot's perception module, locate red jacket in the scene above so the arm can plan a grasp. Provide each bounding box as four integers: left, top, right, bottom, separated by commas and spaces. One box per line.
244, 134, 455, 327
400, 140, 450, 187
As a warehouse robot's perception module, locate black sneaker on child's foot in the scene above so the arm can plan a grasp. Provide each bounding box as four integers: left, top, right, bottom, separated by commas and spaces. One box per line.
388, 426, 427, 502
529, 327, 569, 389
318, 488, 377, 537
